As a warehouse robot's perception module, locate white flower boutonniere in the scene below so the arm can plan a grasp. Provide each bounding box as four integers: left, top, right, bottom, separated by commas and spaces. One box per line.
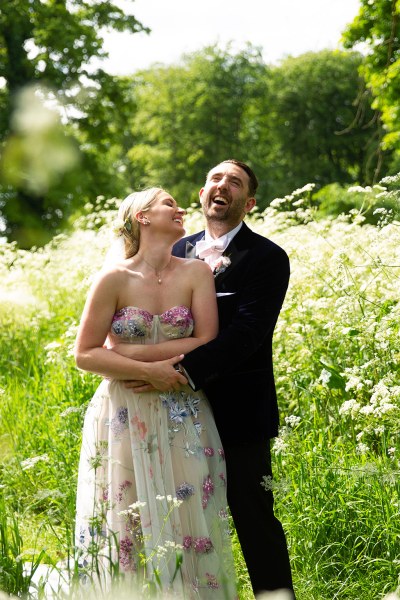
212, 255, 231, 277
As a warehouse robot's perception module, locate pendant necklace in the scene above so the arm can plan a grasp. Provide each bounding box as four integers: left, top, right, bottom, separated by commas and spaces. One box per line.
139, 255, 171, 284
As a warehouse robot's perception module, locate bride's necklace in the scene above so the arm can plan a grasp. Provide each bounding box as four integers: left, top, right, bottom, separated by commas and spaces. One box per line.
139, 255, 171, 284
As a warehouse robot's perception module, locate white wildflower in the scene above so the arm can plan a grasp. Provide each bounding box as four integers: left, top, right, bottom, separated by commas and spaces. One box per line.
44, 341, 62, 351
345, 375, 363, 392
318, 368, 331, 386
284, 415, 301, 428
129, 500, 147, 510
339, 399, 360, 416
273, 437, 288, 455
261, 475, 274, 491
20, 454, 49, 470
60, 406, 82, 417
347, 185, 372, 193
155, 545, 168, 557
356, 443, 369, 455
164, 540, 183, 550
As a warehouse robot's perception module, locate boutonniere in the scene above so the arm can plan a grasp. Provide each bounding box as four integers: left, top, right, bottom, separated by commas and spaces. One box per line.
212, 255, 231, 277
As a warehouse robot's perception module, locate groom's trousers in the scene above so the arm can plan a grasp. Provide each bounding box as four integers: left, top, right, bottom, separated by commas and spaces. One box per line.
223, 440, 295, 598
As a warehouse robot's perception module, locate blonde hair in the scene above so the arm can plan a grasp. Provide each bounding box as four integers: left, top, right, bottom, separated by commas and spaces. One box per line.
118, 187, 165, 258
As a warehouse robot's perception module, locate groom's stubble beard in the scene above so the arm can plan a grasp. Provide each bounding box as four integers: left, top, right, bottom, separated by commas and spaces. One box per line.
202, 193, 247, 228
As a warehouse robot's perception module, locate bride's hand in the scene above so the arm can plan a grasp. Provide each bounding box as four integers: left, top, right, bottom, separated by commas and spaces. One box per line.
124, 379, 155, 392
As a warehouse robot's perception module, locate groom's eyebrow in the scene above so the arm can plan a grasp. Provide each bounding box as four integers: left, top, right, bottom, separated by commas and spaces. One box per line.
209, 172, 243, 186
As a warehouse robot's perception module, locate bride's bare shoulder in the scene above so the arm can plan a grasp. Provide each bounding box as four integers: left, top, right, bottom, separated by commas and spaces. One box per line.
174, 256, 212, 278
95, 259, 136, 283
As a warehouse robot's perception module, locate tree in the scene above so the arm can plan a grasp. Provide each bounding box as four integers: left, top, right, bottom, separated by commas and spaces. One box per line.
342, 0, 400, 172
126, 47, 388, 209
127, 44, 273, 205
265, 50, 391, 199
0, 0, 147, 246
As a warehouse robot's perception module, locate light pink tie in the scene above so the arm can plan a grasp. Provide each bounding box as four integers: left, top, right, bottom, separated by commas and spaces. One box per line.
195, 238, 229, 259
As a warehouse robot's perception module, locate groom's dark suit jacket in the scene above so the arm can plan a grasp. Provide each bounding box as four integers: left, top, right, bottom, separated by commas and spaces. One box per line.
172, 222, 290, 445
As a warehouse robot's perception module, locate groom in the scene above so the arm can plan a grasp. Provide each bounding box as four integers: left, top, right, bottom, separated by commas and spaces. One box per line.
172, 159, 295, 598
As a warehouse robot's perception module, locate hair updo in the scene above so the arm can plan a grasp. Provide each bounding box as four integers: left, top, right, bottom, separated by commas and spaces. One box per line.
117, 187, 165, 259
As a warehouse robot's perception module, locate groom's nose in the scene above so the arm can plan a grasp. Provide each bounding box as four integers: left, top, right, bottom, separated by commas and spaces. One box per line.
216, 176, 229, 191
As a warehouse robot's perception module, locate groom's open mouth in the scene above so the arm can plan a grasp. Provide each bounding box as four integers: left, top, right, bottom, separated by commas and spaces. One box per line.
212, 196, 228, 206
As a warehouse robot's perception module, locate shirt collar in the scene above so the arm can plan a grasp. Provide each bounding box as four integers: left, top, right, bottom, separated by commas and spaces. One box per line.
204, 221, 243, 246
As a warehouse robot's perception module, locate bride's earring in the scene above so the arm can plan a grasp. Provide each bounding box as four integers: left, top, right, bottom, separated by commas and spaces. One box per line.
137, 212, 150, 225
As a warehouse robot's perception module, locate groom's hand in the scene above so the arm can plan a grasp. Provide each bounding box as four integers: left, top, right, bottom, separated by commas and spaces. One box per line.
124, 356, 187, 392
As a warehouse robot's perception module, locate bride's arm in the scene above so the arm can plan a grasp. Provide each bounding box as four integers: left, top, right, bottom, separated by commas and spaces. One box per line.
74, 269, 186, 390
109, 261, 218, 361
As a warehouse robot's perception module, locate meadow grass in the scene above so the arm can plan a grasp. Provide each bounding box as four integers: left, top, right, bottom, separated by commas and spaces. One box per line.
0, 188, 399, 599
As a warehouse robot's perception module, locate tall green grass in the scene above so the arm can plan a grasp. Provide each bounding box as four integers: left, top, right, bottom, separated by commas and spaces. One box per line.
1, 185, 399, 599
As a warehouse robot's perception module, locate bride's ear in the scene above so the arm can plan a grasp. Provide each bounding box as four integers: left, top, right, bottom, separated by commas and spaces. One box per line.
136, 211, 150, 225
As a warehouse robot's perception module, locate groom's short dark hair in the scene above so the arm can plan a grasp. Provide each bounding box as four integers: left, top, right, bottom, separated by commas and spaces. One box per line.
222, 159, 259, 197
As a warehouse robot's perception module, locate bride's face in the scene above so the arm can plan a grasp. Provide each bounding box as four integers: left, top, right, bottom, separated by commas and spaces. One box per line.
145, 193, 186, 236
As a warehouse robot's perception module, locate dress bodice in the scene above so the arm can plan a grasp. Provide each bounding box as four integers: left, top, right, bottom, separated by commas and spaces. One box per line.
108, 305, 194, 344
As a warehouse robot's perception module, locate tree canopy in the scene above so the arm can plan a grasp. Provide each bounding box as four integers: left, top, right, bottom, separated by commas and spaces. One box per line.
0, 0, 147, 246
1, 1, 399, 247
126, 47, 387, 207
342, 0, 400, 169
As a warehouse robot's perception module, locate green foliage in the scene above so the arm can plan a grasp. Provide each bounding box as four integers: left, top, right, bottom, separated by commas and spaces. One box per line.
267, 50, 391, 197
127, 44, 270, 205
1, 182, 400, 598
0, 0, 146, 246
314, 180, 400, 223
126, 46, 388, 211
342, 0, 400, 164
0, 495, 50, 598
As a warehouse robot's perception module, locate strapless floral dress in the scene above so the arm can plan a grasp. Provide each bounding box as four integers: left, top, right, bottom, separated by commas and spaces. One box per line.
75, 306, 237, 598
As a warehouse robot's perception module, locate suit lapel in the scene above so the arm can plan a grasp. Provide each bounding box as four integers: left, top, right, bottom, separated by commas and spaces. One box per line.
185, 240, 197, 259
183, 232, 204, 259
215, 239, 249, 286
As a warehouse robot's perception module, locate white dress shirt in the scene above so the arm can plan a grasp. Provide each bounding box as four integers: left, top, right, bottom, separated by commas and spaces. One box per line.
195, 222, 243, 267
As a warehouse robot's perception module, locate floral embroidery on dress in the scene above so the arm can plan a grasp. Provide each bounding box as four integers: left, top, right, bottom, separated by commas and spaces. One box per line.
193, 421, 203, 436
110, 305, 194, 341
119, 536, 136, 571
131, 414, 148, 440
110, 406, 129, 437
183, 536, 214, 554
193, 537, 214, 554
176, 482, 195, 500
185, 395, 200, 417
202, 475, 215, 509
205, 573, 219, 589
111, 307, 151, 339
115, 479, 133, 503
159, 306, 194, 338
169, 402, 189, 426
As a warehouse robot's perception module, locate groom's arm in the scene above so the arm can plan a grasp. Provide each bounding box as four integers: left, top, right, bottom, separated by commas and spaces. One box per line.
179, 243, 290, 390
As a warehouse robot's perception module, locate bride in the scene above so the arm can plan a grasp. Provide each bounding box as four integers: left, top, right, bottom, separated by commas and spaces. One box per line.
73, 187, 237, 598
